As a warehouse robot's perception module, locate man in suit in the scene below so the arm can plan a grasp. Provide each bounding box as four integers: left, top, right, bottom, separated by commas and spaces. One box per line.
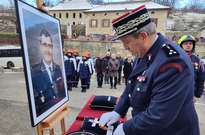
32, 29, 66, 116
99, 5, 200, 135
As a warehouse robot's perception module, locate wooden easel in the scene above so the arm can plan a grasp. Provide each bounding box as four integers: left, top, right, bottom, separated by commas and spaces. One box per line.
36, 103, 70, 135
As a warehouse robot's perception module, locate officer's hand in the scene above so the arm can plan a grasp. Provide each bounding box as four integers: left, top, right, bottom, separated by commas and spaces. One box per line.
99, 111, 120, 127
113, 123, 125, 135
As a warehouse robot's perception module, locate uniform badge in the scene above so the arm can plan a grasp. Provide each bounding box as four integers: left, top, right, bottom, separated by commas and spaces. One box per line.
136, 71, 146, 83
56, 77, 62, 81
40, 91, 45, 103
137, 76, 146, 82
193, 62, 199, 70
162, 44, 179, 57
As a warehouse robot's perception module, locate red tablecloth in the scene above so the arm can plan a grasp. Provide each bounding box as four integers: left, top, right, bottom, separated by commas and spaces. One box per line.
66, 120, 83, 133
65, 95, 127, 135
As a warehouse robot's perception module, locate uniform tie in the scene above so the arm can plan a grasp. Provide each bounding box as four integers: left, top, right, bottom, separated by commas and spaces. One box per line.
49, 66, 54, 83
49, 66, 58, 97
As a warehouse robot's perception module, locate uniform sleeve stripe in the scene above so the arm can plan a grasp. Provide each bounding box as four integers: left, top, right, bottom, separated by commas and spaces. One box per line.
159, 63, 183, 73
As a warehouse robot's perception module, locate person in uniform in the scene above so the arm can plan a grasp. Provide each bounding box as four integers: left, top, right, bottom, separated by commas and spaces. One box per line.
178, 35, 205, 101
77, 51, 92, 92
32, 29, 66, 116
73, 49, 81, 88
99, 5, 200, 135
64, 49, 77, 91
87, 51, 95, 89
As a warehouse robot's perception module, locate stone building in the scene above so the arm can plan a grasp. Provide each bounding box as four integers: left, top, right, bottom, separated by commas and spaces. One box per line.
49, 0, 170, 38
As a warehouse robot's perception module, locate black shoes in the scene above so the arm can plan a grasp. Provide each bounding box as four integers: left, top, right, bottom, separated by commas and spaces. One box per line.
81, 89, 86, 93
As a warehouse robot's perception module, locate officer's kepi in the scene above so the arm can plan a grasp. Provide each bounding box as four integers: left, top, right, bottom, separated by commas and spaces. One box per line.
112, 5, 151, 39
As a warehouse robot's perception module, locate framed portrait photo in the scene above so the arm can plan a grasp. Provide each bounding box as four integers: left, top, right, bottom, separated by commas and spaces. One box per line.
15, 0, 68, 126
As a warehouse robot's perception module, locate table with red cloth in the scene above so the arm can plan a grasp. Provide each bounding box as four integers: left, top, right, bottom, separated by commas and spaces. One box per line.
65, 95, 127, 134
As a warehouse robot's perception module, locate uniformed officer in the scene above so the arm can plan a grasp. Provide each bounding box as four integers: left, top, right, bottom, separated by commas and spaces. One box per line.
77, 51, 92, 92
32, 29, 66, 116
64, 49, 77, 91
87, 51, 95, 89
73, 49, 81, 88
99, 5, 200, 135
178, 35, 205, 101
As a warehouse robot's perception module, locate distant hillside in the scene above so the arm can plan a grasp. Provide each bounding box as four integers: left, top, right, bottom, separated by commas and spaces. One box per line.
167, 11, 205, 32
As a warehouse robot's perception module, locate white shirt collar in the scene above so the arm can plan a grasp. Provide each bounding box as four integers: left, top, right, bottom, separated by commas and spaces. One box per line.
43, 60, 53, 70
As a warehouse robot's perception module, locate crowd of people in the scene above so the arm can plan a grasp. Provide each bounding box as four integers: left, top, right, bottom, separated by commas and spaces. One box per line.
63, 48, 136, 93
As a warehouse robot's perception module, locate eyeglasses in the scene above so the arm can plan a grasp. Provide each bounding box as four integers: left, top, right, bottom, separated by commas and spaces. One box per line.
41, 43, 53, 47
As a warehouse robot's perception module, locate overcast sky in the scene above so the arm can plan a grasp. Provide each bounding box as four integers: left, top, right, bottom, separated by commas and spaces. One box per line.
0, 0, 204, 8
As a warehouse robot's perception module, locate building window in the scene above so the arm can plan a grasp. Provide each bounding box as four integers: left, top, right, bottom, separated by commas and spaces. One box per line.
151, 18, 158, 26
73, 22, 76, 25
66, 13, 69, 18
92, 13, 95, 16
90, 19, 98, 28
53, 13, 56, 17
102, 19, 110, 27
79, 13, 82, 18
59, 13, 61, 18
73, 13, 76, 18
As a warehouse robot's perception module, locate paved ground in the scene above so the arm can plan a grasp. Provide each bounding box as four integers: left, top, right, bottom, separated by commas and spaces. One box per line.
0, 71, 204, 135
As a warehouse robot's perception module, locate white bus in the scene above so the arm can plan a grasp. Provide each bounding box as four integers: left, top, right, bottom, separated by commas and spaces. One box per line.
0, 45, 23, 69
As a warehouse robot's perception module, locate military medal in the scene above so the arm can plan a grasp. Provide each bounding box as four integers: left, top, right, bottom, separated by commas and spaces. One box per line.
40, 91, 45, 103
137, 71, 146, 82
194, 62, 199, 70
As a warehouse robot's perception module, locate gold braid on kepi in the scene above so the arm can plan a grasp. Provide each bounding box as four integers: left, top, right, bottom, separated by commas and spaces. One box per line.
112, 5, 151, 40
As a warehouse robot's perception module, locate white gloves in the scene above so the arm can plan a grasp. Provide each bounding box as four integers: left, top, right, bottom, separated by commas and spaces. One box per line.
113, 123, 125, 135
99, 111, 120, 127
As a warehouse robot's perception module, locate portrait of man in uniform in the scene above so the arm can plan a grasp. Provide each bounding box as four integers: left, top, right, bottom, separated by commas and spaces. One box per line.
15, 0, 68, 126
31, 29, 66, 116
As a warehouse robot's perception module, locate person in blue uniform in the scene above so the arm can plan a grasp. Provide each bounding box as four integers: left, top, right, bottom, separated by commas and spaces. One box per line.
64, 49, 77, 91
99, 5, 200, 135
77, 51, 92, 92
87, 51, 94, 89
32, 29, 66, 116
178, 35, 205, 101
73, 49, 81, 88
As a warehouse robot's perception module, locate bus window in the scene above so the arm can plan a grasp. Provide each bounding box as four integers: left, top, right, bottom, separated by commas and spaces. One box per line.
0, 46, 23, 69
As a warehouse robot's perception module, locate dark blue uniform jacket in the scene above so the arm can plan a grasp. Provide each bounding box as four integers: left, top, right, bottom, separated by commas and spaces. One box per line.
32, 61, 66, 116
64, 56, 76, 76
78, 60, 92, 79
114, 33, 200, 135
190, 54, 205, 97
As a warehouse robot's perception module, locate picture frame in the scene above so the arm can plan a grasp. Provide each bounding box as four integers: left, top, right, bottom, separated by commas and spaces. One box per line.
15, 0, 68, 127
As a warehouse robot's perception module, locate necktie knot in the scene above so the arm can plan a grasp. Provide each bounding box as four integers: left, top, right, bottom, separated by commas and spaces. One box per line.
49, 66, 52, 72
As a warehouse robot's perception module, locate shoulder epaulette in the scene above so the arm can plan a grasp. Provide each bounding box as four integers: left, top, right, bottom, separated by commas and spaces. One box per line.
161, 44, 179, 57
